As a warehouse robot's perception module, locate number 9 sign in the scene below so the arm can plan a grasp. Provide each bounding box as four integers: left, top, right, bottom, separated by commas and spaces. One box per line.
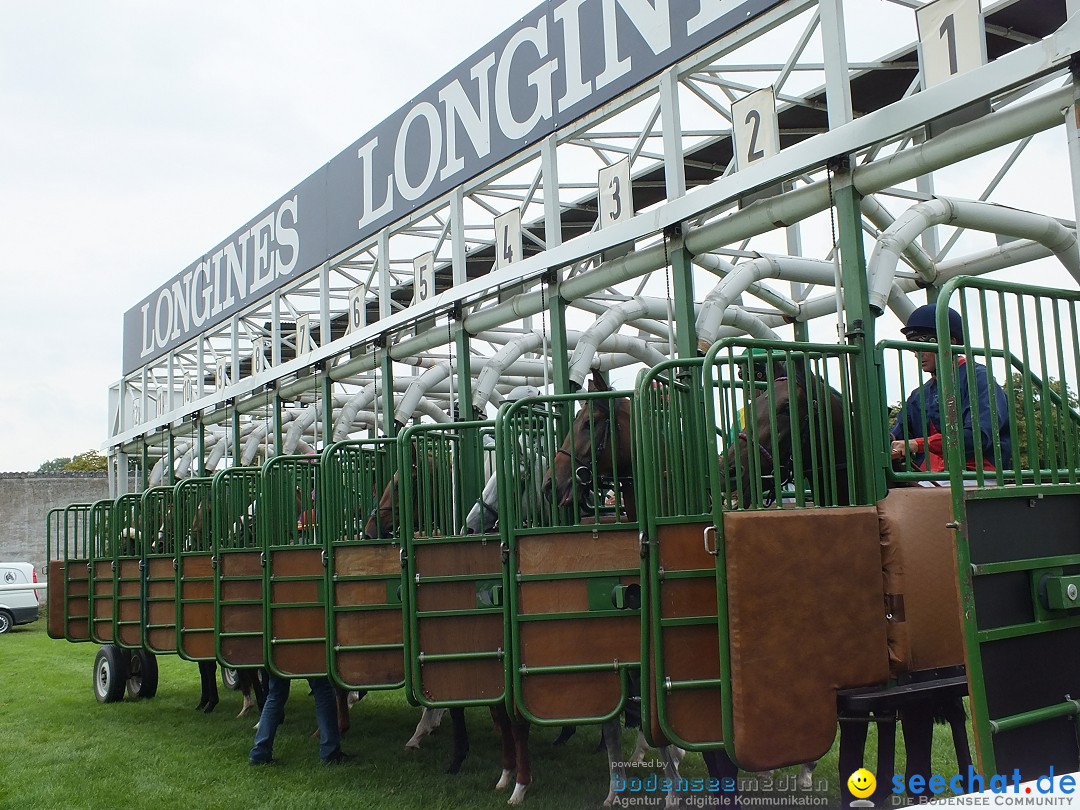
732, 87, 779, 172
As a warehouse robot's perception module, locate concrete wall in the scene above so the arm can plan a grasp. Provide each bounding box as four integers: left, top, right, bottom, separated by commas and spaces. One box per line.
0, 473, 111, 573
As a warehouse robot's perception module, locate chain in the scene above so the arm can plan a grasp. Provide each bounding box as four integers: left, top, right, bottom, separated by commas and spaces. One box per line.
663, 229, 675, 358
541, 277, 550, 392
826, 166, 846, 339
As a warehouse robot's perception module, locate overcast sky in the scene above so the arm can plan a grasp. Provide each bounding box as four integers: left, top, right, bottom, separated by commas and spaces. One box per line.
0, 0, 540, 472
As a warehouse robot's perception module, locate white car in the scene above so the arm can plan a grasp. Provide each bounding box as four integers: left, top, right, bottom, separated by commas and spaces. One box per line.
0, 562, 41, 633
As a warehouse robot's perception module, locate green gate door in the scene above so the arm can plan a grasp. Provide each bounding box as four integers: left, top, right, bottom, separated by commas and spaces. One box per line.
499, 390, 640, 726
934, 277, 1080, 780
263, 454, 327, 678
321, 439, 405, 692
141, 485, 177, 654
88, 499, 115, 645
175, 477, 215, 663
213, 467, 264, 669
47, 503, 92, 642
113, 492, 144, 649
400, 421, 508, 710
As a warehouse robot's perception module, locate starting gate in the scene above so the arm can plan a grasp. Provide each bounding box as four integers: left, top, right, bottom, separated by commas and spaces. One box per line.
175, 477, 215, 663
141, 485, 177, 654
213, 467, 264, 669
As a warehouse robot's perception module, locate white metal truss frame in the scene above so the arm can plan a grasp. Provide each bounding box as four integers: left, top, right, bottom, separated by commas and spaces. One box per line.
108, 0, 1080, 480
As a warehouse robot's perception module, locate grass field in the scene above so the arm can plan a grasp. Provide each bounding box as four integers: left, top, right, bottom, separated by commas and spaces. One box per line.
0, 620, 970, 809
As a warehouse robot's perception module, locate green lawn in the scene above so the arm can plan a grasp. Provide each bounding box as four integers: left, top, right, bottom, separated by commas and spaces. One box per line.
0, 622, 970, 809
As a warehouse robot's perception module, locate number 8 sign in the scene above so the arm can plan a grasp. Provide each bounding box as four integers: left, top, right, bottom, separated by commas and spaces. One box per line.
916, 0, 985, 90
732, 87, 779, 172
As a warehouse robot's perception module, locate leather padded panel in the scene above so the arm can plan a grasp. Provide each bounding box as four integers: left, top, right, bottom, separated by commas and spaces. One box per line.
725, 506, 888, 771
877, 487, 964, 675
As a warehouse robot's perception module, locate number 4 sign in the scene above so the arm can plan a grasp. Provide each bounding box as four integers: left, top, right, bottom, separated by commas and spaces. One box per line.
495, 208, 522, 269
916, 0, 985, 90
732, 87, 779, 172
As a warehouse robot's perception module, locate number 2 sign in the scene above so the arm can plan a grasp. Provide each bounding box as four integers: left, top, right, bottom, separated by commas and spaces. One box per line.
916, 0, 985, 90
732, 87, 779, 172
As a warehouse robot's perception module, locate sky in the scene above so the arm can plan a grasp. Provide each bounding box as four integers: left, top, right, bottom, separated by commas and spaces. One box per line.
0, 0, 538, 472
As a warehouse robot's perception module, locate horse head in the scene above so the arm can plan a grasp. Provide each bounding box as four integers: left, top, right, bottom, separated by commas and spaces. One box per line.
363, 470, 400, 540
542, 372, 634, 516
720, 371, 851, 508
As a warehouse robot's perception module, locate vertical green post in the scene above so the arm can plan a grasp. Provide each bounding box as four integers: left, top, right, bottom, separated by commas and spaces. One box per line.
454, 317, 481, 506
379, 340, 397, 438
321, 368, 333, 452
273, 389, 283, 461
140, 442, 149, 491
231, 406, 241, 467
667, 228, 698, 360
832, 162, 887, 503
196, 417, 206, 477
167, 431, 176, 486
547, 271, 572, 395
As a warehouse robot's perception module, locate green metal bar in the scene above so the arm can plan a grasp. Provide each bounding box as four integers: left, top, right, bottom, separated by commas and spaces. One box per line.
547, 272, 571, 395
668, 239, 698, 359
990, 699, 1080, 735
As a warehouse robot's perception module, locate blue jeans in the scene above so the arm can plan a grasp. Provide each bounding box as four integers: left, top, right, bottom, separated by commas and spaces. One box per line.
250, 674, 341, 763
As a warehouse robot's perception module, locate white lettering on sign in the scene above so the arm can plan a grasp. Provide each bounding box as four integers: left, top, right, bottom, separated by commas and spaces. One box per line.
139, 195, 299, 359
348, 284, 367, 333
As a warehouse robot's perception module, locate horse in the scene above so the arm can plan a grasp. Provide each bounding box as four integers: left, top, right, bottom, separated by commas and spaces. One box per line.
536, 372, 689, 808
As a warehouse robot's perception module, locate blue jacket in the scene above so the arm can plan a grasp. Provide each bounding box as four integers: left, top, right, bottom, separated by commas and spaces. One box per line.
890, 358, 1012, 470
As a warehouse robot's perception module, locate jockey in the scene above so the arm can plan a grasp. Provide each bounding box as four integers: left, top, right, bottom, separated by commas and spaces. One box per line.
889, 304, 1012, 472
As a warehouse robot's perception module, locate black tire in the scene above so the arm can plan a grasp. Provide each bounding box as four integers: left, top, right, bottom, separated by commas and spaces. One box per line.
127, 649, 159, 699
221, 666, 241, 691
93, 645, 128, 703
0, 610, 12, 634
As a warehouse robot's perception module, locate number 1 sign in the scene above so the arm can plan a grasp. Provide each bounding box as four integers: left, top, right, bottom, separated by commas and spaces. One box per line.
916, 0, 985, 90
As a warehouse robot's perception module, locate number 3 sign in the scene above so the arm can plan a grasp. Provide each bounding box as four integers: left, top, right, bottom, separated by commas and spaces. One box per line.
916, 0, 985, 90
598, 158, 633, 228
732, 87, 779, 172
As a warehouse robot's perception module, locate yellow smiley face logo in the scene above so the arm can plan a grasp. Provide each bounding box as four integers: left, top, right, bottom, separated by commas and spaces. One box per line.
847, 768, 876, 799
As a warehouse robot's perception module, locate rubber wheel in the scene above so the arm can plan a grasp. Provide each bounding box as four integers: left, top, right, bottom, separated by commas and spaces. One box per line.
93, 645, 128, 703
221, 666, 241, 691
0, 610, 12, 634
127, 649, 159, 699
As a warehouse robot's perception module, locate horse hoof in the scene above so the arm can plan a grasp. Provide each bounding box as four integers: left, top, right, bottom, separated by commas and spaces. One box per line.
496, 769, 514, 791
202, 699, 219, 714
604, 791, 616, 808
798, 772, 813, 791
405, 739, 422, 751
508, 782, 529, 805
195, 701, 207, 712
552, 726, 576, 746
446, 756, 466, 775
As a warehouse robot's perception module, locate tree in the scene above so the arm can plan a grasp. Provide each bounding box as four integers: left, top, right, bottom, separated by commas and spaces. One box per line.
37, 456, 72, 473
64, 450, 108, 472
1008, 372, 1080, 471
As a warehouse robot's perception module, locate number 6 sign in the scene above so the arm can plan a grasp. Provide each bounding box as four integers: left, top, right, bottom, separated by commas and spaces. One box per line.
916, 0, 985, 90
732, 87, 779, 172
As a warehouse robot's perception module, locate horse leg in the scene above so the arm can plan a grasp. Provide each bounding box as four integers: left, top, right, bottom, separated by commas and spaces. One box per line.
406, 707, 446, 750
447, 707, 470, 775
195, 660, 211, 711
335, 687, 351, 735
602, 717, 624, 807
900, 703, 935, 799
658, 743, 684, 809
494, 704, 517, 792
508, 714, 531, 805
552, 725, 576, 746
942, 697, 972, 773
798, 760, 818, 791
703, 749, 740, 808
236, 670, 257, 718
198, 660, 219, 713
630, 729, 650, 765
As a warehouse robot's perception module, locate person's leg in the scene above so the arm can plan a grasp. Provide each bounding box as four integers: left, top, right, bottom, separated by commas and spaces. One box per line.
308, 677, 343, 761
250, 674, 290, 764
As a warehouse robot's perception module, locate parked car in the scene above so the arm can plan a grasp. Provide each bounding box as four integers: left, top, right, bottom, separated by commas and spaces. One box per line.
0, 562, 41, 633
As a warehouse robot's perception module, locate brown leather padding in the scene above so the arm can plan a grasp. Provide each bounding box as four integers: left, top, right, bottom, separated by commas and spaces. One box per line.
877, 487, 964, 675
146, 557, 177, 652
92, 565, 115, 644
47, 560, 64, 639
725, 506, 889, 771
219, 549, 264, 667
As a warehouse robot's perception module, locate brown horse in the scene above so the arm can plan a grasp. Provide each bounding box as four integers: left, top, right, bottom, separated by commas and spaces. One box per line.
541, 372, 636, 521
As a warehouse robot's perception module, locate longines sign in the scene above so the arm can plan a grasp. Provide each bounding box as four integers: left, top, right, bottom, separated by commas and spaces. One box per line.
123, 0, 782, 374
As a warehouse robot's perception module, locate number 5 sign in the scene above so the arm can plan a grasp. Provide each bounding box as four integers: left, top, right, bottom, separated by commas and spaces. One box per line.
732, 87, 779, 172
916, 0, 985, 90
413, 252, 435, 305
598, 158, 633, 227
